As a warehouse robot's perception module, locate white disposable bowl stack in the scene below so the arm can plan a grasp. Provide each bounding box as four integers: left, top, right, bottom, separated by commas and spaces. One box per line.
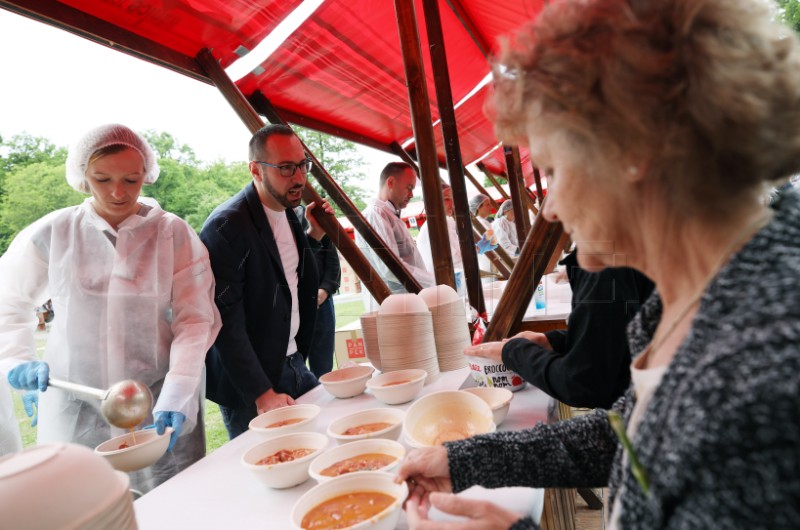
0, 443, 137, 530
377, 294, 440, 384
419, 285, 470, 371
360, 311, 382, 370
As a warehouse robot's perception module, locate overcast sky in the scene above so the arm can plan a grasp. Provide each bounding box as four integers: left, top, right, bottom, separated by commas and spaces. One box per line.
0, 9, 401, 191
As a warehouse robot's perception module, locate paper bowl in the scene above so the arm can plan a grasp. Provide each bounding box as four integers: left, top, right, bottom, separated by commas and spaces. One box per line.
291, 471, 408, 530
319, 365, 375, 398
309, 439, 405, 483
418, 284, 461, 308
462, 387, 514, 425
403, 391, 495, 448
95, 427, 172, 472
1, 443, 131, 530
327, 408, 405, 445
465, 355, 527, 392
366, 369, 427, 405
379, 293, 429, 315
248, 404, 321, 438
241, 432, 329, 489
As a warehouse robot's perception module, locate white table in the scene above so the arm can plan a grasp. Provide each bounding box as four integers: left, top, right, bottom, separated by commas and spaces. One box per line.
134, 368, 552, 528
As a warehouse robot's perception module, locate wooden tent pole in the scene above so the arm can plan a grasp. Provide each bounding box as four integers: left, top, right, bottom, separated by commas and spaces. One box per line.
504, 145, 532, 243
247, 92, 423, 296
393, 0, 455, 289
484, 207, 564, 342
195, 49, 394, 302
464, 167, 501, 210
421, 0, 485, 314
476, 161, 511, 202
532, 164, 546, 209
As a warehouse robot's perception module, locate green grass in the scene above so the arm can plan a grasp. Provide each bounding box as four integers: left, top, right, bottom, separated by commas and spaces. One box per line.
13, 297, 368, 455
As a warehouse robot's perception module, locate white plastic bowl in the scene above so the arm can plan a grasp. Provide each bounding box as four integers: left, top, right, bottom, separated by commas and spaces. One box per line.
248, 404, 321, 439
418, 284, 461, 308
366, 369, 427, 405
403, 391, 495, 448
1, 444, 131, 530
291, 471, 408, 530
327, 408, 405, 445
241, 432, 329, 489
462, 387, 514, 425
379, 293, 429, 315
95, 427, 172, 472
465, 355, 527, 392
309, 439, 405, 483
319, 365, 375, 398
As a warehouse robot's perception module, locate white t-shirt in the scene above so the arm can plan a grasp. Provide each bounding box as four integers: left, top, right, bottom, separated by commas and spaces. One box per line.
264, 206, 300, 357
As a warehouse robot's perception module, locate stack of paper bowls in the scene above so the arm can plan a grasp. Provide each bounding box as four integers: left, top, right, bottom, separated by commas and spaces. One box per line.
0, 443, 137, 530
377, 293, 439, 384
419, 285, 470, 371
359, 311, 382, 370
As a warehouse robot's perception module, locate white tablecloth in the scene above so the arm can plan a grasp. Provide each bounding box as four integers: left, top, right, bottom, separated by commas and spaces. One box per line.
134, 367, 552, 529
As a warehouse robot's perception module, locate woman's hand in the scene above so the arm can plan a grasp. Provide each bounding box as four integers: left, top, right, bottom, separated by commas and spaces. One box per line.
464, 341, 504, 362
397, 447, 452, 510
511, 331, 551, 349
406, 491, 523, 529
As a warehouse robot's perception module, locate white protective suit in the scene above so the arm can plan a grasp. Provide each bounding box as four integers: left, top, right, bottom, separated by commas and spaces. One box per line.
356, 198, 435, 294
0, 379, 21, 456
416, 215, 463, 274
492, 215, 519, 256
0, 197, 221, 492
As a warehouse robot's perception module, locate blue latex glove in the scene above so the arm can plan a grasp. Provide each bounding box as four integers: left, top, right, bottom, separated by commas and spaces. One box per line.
7, 361, 49, 392
476, 233, 498, 255
22, 391, 39, 427
150, 411, 185, 452
454, 271, 463, 291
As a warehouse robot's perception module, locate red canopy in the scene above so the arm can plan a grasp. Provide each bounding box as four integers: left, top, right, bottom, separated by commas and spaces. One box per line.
4, 0, 546, 179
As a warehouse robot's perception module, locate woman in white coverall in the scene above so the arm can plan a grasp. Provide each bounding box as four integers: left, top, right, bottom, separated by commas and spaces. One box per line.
492, 199, 519, 256
0, 124, 221, 493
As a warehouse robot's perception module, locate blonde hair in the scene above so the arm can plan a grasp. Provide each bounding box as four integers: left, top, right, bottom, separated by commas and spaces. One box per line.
490, 0, 800, 213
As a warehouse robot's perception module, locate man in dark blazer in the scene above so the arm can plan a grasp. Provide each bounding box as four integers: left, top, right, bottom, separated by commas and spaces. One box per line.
200, 124, 333, 439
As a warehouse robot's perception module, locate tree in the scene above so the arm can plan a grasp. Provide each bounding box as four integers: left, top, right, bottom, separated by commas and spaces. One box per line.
777, 0, 800, 33
143, 130, 199, 166
294, 126, 369, 215
0, 161, 84, 253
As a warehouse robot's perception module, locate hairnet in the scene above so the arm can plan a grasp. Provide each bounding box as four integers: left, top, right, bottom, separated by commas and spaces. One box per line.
65, 124, 160, 193
469, 194, 490, 216
499, 199, 514, 215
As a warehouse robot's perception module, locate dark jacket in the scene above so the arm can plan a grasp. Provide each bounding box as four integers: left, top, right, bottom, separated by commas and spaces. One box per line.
296, 204, 341, 297
502, 250, 654, 408
200, 182, 319, 409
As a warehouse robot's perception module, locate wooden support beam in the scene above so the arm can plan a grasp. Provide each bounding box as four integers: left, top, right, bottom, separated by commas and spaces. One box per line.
394, 0, 455, 289
195, 49, 394, 303
504, 145, 532, 243
532, 165, 546, 209
483, 207, 564, 342
464, 167, 501, 210
389, 142, 421, 174
247, 91, 424, 297
476, 161, 511, 202
444, 0, 491, 58
1, 0, 210, 83
416, 0, 486, 314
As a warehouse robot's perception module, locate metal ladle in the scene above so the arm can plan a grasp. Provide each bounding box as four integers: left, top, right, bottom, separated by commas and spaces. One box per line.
48, 378, 154, 429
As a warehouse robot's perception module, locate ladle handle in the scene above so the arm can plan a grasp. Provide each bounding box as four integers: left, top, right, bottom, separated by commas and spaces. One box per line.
48, 378, 108, 400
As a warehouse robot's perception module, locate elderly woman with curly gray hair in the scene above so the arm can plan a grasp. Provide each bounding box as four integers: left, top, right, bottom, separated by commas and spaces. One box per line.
398, 0, 800, 528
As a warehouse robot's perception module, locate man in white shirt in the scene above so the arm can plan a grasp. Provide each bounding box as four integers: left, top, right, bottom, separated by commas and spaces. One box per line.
356, 162, 435, 293
201, 124, 333, 439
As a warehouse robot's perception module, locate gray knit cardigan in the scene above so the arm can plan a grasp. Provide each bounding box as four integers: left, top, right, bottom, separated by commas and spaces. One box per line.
446, 190, 800, 529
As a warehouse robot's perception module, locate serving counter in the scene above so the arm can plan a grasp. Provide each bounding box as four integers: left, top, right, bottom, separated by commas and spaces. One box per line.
134, 367, 553, 529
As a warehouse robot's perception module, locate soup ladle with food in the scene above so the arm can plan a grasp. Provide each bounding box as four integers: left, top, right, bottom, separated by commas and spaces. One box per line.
48, 377, 154, 429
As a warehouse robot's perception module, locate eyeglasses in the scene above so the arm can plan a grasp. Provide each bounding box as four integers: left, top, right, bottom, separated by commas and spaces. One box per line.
254, 158, 313, 178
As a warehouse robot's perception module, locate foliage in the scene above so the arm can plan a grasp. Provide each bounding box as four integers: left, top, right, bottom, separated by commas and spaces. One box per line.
776, 0, 800, 33
295, 126, 369, 215
0, 161, 84, 253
